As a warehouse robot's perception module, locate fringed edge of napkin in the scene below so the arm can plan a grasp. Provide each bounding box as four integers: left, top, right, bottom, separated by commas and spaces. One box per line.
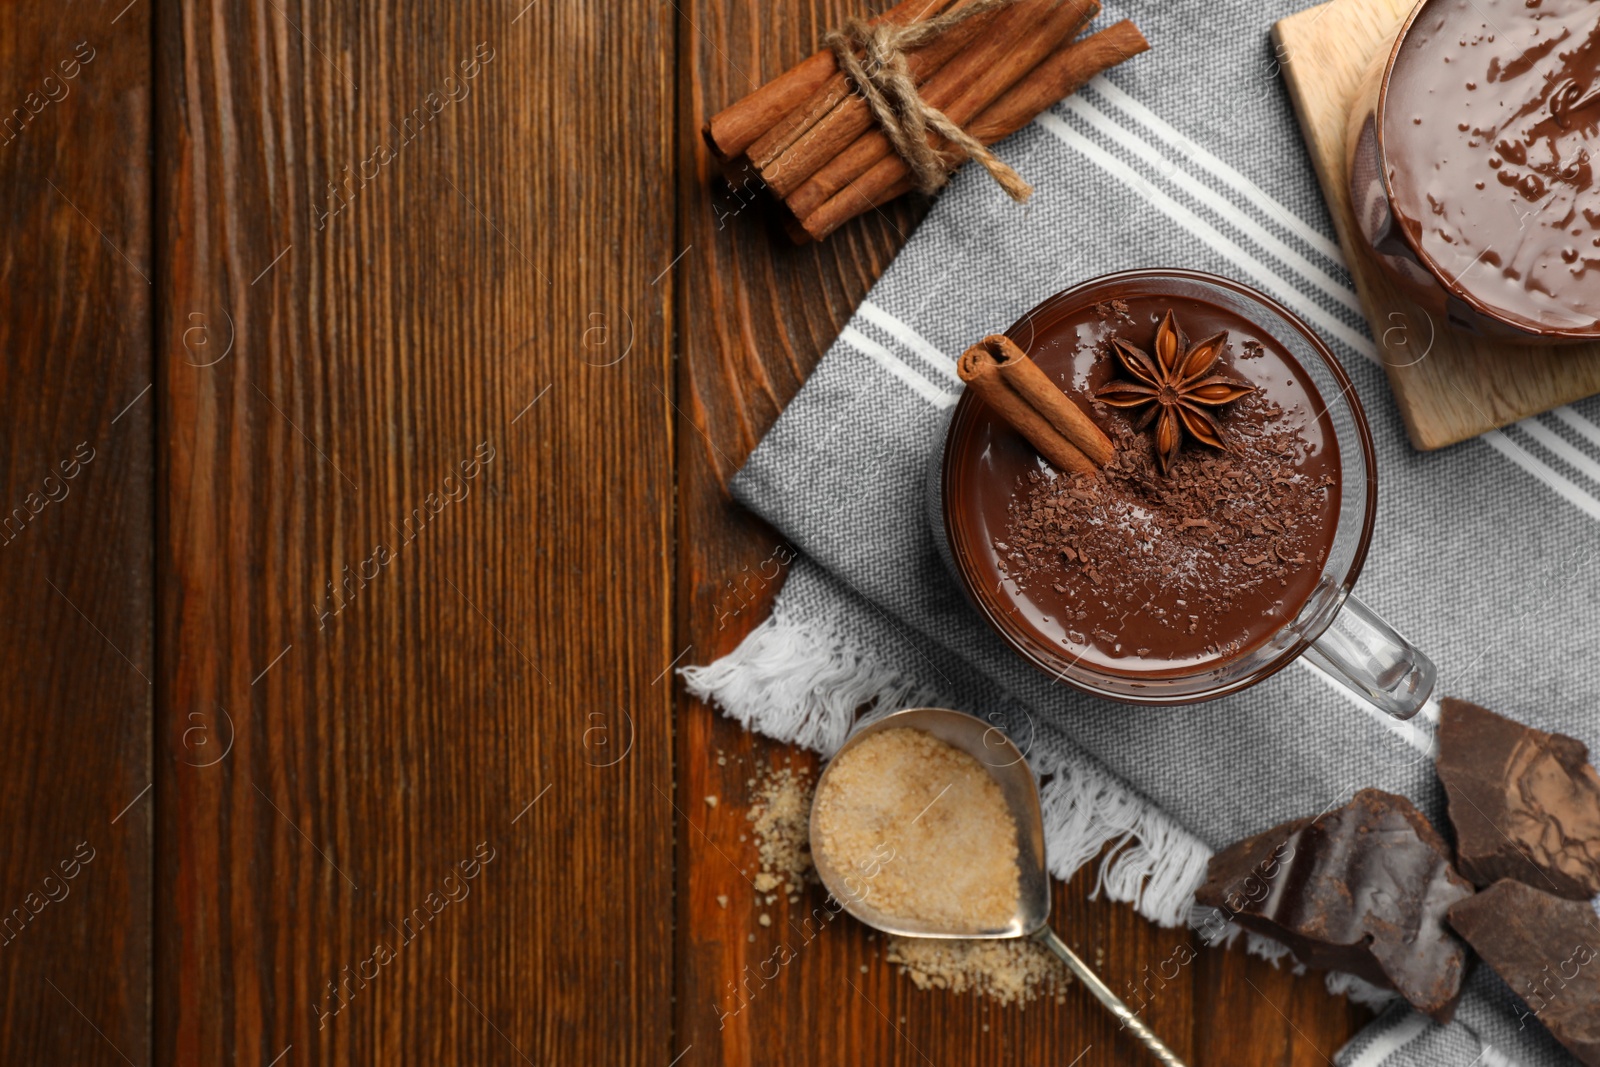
1325, 971, 1406, 1013
680, 601, 1211, 930
682, 597, 1416, 1019
679, 605, 947, 757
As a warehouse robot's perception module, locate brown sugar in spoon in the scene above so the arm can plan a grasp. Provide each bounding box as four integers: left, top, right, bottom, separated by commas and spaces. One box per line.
810, 706, 1188, 1066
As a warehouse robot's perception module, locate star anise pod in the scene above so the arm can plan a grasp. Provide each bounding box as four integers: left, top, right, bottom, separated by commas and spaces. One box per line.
1091, 309, 1256, 473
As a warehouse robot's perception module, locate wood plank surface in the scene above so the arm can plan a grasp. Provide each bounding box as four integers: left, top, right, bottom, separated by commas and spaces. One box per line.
671, 3, 1369, 1063
1275, 0, 1600, 450
0, 4, 152, 1064
153, 1, 673, 1062
0, 0, 1387, 1062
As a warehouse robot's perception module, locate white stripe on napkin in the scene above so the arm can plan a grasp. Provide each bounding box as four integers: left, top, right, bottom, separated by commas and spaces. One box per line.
1521, 418, 1600, 488
1490, 427, 1600, 521
840, 325, 959, 409
858, 300, 961, 383
1503, 421, 1600, 516
1345, 1012, 1431, 1067
1090, 78, 1347, 264
1061, 94, 1363, 315
1551, 404, 1600, 454
1038, 113, 1374, 356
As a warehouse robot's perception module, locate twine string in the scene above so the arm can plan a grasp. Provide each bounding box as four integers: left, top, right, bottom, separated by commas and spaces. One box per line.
823, 0, 1035, 201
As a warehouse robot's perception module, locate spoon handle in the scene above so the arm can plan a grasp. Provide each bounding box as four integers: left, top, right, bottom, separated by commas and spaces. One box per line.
1034, 926, 1189, 1067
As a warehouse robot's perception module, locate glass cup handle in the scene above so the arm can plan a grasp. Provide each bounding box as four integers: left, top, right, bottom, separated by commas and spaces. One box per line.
1301, 592, 1435, 720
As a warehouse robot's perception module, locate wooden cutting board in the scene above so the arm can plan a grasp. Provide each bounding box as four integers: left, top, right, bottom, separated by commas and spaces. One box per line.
1272, 0, 1600, 450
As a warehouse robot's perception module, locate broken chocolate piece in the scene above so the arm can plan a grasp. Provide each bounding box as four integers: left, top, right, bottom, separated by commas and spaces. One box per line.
1437, 698, 1600, 900
1448, 880, 1600, 1067
1195, 788, 1475, 1022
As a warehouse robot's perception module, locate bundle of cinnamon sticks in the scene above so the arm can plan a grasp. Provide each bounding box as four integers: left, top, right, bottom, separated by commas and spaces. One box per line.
704, 0, 1148, 241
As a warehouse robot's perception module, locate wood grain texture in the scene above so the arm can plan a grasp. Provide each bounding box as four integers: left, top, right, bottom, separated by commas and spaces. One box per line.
4, 0, 1386, 1061
154, 1, 672, 1062
673, 2, 1369, 1063
0, 3, 152, 1064
1275, 0, 1600, 451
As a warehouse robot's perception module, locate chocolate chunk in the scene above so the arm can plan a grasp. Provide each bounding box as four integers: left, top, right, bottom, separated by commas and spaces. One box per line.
1437, 698, 1600, 900
1448, 880, 1600, 1067
1195, 789, 1475, 1022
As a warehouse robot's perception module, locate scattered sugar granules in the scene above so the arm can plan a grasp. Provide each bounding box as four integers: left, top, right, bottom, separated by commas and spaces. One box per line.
746, 763, 815, 896
812, 728, 1020, 930
886, 936, 1074, 1006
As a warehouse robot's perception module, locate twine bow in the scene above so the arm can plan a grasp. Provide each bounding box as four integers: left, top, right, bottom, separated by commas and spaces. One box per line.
823, 0, 1035, 201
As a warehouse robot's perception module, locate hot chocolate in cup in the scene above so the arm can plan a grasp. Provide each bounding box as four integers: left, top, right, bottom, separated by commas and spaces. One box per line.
935, 270, 1434, 717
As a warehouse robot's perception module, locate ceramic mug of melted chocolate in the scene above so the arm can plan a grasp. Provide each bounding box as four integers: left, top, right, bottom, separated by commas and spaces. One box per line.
936, 270, 1435, 716
1347, 0, 1600, 342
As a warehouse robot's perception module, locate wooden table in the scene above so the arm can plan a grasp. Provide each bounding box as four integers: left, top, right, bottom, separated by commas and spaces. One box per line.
2, 1, 1367, 1062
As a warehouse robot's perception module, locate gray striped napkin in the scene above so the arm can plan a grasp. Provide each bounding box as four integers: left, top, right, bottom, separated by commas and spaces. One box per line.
683, 2, 1600, 1063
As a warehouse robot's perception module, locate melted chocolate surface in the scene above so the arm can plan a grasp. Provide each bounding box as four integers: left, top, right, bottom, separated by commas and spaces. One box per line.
955, 294, 1341, 678
1384, 0, 1600, 332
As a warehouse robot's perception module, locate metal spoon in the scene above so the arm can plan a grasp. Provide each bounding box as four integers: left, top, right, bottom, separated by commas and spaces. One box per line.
810, 706, 1188, 1067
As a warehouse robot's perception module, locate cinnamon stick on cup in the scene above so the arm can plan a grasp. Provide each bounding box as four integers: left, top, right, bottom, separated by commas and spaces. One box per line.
957, 334, 1114, 476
